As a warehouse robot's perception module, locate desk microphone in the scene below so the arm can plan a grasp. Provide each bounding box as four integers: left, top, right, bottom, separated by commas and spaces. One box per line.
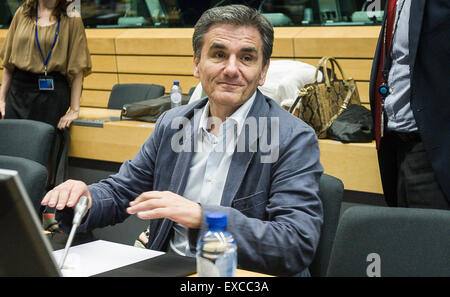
59, 195, 89, 269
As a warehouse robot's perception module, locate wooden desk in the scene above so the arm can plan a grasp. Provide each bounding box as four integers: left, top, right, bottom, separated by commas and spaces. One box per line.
318, 139, 382, 194
77, 107, 121, 119
70, 108, 382, 194
69, 107, 152, 162
70, 125, 154, 163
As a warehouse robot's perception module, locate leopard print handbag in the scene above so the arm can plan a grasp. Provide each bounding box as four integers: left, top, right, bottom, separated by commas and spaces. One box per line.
289, 57, 361, 138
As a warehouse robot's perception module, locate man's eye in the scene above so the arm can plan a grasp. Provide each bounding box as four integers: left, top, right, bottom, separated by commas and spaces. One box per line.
242, 55, 254, 62
215, 52, 225, 58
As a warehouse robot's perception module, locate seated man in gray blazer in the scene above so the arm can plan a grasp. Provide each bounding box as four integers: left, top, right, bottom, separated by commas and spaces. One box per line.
41, 5, 323, 276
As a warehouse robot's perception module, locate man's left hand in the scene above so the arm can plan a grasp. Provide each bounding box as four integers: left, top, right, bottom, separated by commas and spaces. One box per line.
127, 191, 202, 229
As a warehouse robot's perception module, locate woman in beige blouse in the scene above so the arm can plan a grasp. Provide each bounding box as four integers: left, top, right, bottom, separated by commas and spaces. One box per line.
0, 0, 91, 130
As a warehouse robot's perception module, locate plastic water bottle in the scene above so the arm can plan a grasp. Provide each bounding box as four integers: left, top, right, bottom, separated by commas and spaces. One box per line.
196, 212, 237, 277
170, 81, 182, 108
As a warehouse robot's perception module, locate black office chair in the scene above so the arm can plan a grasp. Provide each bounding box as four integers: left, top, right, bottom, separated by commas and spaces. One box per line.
327, 206, 450, 277
309, 174, 344, 277
0, 119, 55, 166
0, 155, 47, 215
107, 83, 165, 110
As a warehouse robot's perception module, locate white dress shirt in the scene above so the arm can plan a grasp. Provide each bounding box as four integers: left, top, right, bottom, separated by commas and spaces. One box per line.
169, 92, 257, 256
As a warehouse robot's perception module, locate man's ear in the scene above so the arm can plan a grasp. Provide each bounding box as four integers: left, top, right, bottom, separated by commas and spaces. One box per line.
193, 53, 200, 78
258, 59, 270, 86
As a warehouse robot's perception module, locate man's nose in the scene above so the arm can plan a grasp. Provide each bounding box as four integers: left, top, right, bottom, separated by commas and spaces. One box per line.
223, 55, 239, 77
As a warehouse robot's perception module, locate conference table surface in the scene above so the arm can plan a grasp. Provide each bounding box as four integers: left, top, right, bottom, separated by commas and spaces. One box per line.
45, 231, 272, 277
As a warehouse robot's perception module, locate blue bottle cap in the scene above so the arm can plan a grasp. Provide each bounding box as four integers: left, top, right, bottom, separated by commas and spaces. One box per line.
206, 212, 227, 231
173, 81, 180, 85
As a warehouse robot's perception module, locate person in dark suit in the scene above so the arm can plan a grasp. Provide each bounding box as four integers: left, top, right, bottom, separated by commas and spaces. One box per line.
369, 0, 449, 209
41, 5, 323, 276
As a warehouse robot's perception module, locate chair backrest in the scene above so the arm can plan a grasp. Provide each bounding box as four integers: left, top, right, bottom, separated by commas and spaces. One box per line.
309, 174, 344, 277
327, 206, 450, 277
0, 119, 55, 166
107, 83, 165, 110
0, 155, 47, 215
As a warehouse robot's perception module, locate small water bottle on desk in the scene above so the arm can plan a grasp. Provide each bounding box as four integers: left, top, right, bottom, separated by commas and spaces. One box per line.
170, 81, 182, 108
196, 212, 237, 277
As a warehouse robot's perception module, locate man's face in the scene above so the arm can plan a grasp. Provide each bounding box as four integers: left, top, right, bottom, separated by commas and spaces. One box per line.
193, 24, 270, 111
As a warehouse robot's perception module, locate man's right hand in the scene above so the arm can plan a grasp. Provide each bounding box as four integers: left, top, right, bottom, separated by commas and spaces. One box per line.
41, 179, 93, 211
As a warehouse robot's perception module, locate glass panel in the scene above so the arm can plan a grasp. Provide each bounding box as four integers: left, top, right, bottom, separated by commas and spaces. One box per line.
0, 0, 21, 28
261, 0, 386, 26
0, 0, 385, 29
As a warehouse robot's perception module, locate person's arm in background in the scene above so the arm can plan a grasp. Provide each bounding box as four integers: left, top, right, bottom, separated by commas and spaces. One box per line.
57, 71, 82, 130
0, 67, 14, 119
58, 10, 92, 130
0, 6, 21, 120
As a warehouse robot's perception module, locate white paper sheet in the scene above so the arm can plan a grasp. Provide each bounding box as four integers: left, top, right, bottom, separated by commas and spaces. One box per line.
53, 240, 164, 277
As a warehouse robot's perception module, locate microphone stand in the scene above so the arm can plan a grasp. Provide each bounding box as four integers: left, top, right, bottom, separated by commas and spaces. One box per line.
59, 195, 89, 270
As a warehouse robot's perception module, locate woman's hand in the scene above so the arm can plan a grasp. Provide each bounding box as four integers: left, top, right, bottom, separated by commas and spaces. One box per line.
0, 98, 5, 119
57, 109, 79, 130
0, 67, 13, 120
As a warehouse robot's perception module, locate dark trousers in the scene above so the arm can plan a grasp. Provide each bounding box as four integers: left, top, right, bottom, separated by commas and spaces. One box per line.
5, 69, 71, 192
378, 131, 449, 210
5, 69, 70, 127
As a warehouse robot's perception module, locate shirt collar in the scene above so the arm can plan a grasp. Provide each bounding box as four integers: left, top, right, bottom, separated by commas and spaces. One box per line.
198, 91, 257, 138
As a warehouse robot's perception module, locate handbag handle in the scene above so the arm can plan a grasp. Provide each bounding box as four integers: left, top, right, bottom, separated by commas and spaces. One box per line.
313, 56, 329, 84
291, 56, 351, 115
288, 86, 311, 114
313, 56, 349, 88
326, 57, 348, 84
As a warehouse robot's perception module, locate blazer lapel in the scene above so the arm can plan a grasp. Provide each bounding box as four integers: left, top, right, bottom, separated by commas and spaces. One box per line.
150, 99, 207, 251
409, 0, 426, 75
220, 91, 269, 207
167, 99, 208, 194
369, 1, 388, 105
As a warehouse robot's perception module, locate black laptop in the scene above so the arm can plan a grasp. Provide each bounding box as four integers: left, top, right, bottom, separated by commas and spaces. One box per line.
0, 169, 196, 277
0, 168, 61, 276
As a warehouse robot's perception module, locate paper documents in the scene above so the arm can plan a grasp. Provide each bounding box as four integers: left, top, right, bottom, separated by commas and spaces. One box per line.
53, 240, 164, 277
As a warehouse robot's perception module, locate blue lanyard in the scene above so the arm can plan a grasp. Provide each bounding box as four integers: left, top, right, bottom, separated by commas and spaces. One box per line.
35, 6, 60, 76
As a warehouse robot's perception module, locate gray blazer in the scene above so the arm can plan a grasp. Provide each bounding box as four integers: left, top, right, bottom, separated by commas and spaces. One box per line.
65, 91, 323, 276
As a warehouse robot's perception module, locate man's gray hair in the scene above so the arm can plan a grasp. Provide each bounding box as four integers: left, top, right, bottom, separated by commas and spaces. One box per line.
193, 4, 274, 66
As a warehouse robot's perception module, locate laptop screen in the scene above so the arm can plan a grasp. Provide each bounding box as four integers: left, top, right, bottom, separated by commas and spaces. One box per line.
0, 169, 61, 277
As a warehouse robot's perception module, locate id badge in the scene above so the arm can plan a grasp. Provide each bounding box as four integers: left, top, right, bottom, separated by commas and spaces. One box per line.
38, 76, 54, 91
